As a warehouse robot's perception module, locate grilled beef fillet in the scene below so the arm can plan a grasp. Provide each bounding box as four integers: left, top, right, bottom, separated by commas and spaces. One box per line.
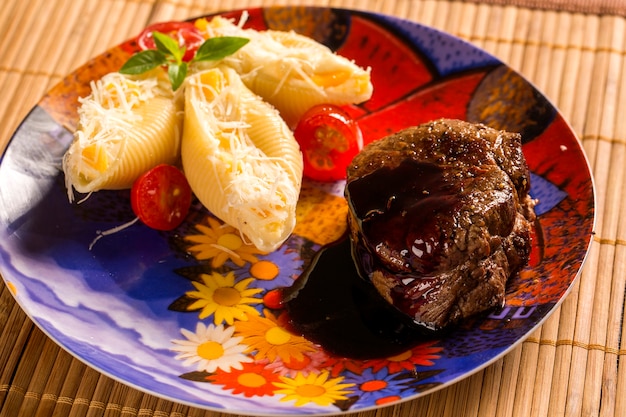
345, 119, 536, 330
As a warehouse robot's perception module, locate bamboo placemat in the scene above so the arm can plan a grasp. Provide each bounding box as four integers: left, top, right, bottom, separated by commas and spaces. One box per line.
1, 1, 625, 416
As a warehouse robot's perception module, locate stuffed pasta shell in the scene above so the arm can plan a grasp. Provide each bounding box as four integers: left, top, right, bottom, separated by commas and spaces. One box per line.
63, 70, 182, 199
182, 67, 303, 252
197, 16, 373, 127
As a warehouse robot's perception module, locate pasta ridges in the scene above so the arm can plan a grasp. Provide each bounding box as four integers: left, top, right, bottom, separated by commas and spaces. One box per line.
63, 71, 182, 198
182, 67, 302, 252
197, 15, 373, 127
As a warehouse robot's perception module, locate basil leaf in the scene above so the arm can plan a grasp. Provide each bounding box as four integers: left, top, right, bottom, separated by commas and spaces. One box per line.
120, 26, 248, 91
168, 62, 188, 91
193, 36, 249, 62
119, 50, 166, 74
153, 31, 184, 63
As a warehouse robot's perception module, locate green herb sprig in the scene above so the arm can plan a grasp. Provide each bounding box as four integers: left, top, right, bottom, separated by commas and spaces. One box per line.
120, 31, 249, 91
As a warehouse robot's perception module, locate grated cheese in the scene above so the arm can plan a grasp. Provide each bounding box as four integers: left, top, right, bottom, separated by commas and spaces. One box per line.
196, 16, 373, 126
182, 67, 302, 252
63, 69, 181, 200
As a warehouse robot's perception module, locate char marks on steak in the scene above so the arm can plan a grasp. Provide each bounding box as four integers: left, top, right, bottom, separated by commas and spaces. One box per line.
345, 118, 536, 330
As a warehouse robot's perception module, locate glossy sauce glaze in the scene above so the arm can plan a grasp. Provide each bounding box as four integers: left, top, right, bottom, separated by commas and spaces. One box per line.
275, 159, 472, 358
346, 159, 460, 276
280, 236, 438, 359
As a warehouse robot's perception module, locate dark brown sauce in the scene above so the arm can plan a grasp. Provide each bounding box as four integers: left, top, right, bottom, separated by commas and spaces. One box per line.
279, 159, 464, 359
281, 236, 438, 359
346, 159, 460, 276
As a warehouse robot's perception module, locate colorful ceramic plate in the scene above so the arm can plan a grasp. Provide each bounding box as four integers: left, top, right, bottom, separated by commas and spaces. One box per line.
0, 6, 595, 415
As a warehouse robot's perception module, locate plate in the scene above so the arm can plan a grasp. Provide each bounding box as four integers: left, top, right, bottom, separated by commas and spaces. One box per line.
0, 6, 595, 415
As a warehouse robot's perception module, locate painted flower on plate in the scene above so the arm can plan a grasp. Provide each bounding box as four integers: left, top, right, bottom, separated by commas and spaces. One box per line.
185, 271, 262, 324
364, 340, 443, 374
322, 356, 367, 378
171, 322, 252, 373
207, 362, 281, 397
242, 244, 304, 291
273, 371, 355, 407
234, 309, 317, 362
185, 215, 266, 267
265, 350, 329, 377
343, 367, 413, 406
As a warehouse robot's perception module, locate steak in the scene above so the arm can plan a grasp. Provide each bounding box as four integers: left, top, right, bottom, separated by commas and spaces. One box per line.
345, 119, 536, 330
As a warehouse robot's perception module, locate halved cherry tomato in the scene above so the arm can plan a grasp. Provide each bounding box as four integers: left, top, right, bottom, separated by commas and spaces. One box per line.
293, 104, 363, 182
137, 21, 205, 62
131, 164, 192, 231
263, 289, 285, 310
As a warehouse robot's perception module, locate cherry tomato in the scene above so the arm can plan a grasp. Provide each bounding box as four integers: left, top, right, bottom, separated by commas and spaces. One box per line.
263, 289, 285, 310
131, 164, 192, 231
137, 21, 205, 62
293, 104, 363, 182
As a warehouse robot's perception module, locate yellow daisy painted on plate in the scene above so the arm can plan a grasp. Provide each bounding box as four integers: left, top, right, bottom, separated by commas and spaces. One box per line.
234, 309, 316, 362
186, 216, 266, 267
186, 271, 262, 325
273, 371, 354, 407
171, 322, 252, 373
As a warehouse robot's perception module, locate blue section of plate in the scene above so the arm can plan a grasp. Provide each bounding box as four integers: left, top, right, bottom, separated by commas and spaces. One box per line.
368, 13, 501, 76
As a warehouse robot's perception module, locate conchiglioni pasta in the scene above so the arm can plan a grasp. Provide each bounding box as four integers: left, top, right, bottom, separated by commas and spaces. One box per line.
63, 70, 182, 199
197, 15, 373, 126
182, 66, 303, 252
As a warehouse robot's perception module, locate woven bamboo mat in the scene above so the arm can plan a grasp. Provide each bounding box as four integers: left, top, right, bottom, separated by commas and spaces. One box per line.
1, 0, 625, 416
